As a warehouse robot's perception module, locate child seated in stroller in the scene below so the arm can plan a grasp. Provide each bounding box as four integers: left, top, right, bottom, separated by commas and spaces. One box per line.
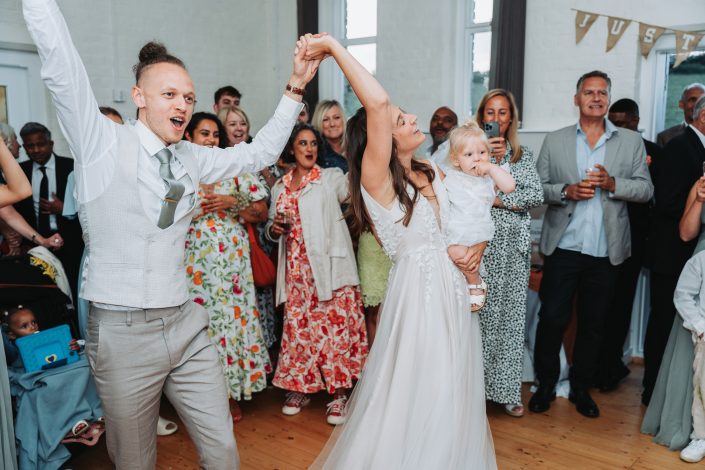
3, 305, 104, 469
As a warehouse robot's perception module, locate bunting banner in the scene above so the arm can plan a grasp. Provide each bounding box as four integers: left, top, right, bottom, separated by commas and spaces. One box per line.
572, 9, 705, 67
575, 11, 598, 44
639, 23, 666, 58
606, 17, 632, 52
675, 30, 705, 67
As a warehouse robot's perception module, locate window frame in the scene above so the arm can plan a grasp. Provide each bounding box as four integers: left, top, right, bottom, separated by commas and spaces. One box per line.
317, 0, 377, 112
462, 0, 493, 117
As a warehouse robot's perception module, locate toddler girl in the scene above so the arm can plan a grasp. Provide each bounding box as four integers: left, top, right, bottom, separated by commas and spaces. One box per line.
443, 120, 516, 311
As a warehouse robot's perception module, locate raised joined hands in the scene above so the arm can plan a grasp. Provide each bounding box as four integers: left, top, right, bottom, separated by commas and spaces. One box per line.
291, 34, 327, 87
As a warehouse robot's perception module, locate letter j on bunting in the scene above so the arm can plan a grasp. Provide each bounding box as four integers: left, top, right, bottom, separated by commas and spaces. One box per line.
575, 10, 598, 44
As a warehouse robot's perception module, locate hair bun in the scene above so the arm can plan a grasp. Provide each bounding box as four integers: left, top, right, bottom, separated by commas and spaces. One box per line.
138, 41, 168, 63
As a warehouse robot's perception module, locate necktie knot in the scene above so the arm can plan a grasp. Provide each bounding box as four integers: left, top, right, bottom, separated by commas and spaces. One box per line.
153, 148, 173, 165
39, 165, 47, 175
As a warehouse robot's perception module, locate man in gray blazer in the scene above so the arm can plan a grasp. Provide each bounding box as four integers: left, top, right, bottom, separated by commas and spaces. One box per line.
657, 83, 705, 147
529, 71, 653, 418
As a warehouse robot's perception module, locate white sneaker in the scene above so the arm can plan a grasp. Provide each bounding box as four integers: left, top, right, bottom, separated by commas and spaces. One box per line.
680, 439, 705, 462
282, 392, 310, 416
326, 395, 348, 425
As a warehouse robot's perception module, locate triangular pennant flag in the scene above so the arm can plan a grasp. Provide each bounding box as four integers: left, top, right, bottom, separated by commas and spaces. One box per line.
638, 23, 666, 58
606, 17, 632, 52
674, 30, 705, 67
575, 11, 598, 44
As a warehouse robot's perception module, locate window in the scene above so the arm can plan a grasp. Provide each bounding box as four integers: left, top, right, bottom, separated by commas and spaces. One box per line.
342, 0, 377, 115
662, 51, 705, 129
464, 0, 493, 116
318, 0, 377, 116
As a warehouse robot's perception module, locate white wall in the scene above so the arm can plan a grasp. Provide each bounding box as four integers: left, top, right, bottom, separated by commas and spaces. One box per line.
376, 0, 461, 132
368, 0, 705, 149
0, 0, 297, 155
2, 0, 703, 155
523, 0, 705, 140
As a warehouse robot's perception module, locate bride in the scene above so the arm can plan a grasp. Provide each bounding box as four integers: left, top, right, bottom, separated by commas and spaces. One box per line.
305, 34, 497, 469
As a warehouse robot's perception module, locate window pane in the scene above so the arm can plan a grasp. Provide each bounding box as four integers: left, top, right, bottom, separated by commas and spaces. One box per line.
344, 80, 362, 117
473, 0, 493, 24
664, 51, 705, 129
470, 31, 492, 113
346, 0, 377, 39
347, 44, 376, 74
343, 44, 376, 116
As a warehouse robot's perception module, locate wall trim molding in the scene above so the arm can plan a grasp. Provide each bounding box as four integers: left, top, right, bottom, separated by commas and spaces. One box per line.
0, 42, 37, 53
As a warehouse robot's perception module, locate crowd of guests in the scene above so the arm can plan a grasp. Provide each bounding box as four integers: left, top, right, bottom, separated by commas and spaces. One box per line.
1, 58, 704, 466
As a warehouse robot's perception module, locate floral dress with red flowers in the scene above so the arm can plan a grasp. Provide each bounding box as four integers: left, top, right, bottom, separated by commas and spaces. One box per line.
185, 174, 271, 401
272, 166, 368, 394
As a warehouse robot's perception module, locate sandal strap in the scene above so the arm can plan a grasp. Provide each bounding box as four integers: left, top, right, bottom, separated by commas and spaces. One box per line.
467, 280, 487, 290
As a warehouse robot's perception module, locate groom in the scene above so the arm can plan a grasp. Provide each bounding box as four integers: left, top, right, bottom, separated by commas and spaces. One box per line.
22, 0, 319, 468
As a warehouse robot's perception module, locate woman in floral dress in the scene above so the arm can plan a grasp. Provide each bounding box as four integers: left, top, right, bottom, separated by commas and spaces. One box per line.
265, 123, 367, 425
220, 105, 281, 351
184, 113, 272, 422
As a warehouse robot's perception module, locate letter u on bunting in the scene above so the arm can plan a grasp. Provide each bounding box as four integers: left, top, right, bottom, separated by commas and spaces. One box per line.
639, 23, 666, 58
575, 10, 598, 44
674, 30, 705, 67
606, 17, 632, 52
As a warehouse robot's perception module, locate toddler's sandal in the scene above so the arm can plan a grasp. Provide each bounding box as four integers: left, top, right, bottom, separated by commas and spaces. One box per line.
468, 280, 488, 313
62, 421, 103, 446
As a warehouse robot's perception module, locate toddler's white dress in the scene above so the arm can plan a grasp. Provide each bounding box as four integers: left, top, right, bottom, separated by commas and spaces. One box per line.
444, 169, 497, 247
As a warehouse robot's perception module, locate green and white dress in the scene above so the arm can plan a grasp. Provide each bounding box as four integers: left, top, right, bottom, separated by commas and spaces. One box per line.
357, 230, 392, 308
185, 174, 271, 401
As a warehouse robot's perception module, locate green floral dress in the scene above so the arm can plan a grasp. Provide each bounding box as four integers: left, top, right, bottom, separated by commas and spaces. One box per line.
185, 174, 271, 401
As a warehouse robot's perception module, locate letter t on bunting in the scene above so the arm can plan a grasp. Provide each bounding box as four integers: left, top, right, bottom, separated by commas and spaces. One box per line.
639, 23, 666, 59
575, 10, 598, 44
674, 31, 705, 67
606, 17, 632, 52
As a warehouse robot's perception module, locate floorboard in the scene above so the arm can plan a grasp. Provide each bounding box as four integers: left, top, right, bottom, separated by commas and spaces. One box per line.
64, 364, 691, 469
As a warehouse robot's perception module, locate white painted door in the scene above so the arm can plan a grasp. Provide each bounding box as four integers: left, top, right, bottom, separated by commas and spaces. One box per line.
0, 48, 47, 160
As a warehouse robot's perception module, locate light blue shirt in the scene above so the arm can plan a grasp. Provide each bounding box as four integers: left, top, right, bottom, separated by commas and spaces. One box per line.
557, 120, 619, 258
62, 170, 78, 219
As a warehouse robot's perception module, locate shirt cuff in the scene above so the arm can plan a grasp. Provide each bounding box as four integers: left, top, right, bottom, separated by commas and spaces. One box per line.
693, 317, 705, 340
275, 95, 304, 121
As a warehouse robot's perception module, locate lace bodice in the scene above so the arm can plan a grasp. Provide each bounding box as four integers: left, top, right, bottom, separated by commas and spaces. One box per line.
361, 172, 449, 262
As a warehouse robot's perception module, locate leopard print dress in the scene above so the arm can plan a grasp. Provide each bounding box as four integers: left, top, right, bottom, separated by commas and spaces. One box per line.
480, 145, 543, 405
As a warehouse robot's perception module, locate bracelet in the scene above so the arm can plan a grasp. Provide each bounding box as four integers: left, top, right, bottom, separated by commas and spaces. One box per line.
286, 83, 305, 96
31, 233, 38, 244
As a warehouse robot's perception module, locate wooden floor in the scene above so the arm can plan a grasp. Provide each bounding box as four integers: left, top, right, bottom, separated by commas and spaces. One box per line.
66, 364, 690, 469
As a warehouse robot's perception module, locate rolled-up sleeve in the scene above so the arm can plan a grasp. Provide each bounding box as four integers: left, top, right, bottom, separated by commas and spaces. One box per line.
196, 96, 302, 183
23, 0, 117, 203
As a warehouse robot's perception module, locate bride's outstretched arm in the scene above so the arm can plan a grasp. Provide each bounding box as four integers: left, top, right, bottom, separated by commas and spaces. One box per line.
0, 139, 31, 207
303, 35, 393, 197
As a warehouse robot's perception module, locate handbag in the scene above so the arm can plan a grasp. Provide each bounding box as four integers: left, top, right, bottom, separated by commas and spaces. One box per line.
234, 177, 277, 288
246, 222, 276, 288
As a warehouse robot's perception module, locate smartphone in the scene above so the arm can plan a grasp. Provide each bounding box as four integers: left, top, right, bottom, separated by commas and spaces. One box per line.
484, 121, 499, 138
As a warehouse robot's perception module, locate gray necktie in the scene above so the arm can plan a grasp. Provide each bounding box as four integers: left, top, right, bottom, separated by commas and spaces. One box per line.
153, 148, 185, 229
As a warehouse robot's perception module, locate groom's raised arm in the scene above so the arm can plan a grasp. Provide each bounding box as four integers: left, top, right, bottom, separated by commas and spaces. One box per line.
23, 0, 116, 197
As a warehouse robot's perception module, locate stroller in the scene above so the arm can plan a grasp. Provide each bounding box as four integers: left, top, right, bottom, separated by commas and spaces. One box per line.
0, 248, 103, 470
0, 249, 78, 340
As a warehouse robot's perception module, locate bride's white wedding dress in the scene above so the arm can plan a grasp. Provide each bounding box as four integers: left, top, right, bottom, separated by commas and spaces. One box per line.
311, 163, 496, 469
